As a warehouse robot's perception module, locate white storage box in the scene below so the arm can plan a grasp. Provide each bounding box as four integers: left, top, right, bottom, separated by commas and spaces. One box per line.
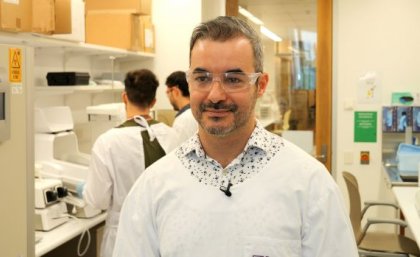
35, 106, 74, 133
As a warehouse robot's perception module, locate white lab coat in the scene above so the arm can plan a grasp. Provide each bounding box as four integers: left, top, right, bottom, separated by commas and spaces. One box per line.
113, 139, 358, 257
83, 117, 178, 257
172, 108, 198, 144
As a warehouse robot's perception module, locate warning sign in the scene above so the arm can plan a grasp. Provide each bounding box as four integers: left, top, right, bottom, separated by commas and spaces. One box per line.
9, 48, 22, 83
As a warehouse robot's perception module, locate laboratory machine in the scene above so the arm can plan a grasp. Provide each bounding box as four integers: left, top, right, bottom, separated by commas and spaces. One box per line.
34, 177, 69, 231
35, 106, 101, 218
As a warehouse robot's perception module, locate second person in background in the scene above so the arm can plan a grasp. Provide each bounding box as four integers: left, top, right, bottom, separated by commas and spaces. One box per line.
165, 71, 198, 144
82, 69, 178, 257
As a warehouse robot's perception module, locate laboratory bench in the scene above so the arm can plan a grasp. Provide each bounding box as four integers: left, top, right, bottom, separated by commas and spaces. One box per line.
382, 151, 418, 187
392, 187, 420, 245
35, 212, 107, 257
383, 163, 418, 187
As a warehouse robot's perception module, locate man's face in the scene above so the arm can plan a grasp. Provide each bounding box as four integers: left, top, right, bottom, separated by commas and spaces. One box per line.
189, 37, 267, 137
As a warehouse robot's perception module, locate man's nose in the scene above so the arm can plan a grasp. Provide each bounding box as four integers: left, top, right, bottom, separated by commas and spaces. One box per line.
211, 75, 223, 85
207, 77, 227, 102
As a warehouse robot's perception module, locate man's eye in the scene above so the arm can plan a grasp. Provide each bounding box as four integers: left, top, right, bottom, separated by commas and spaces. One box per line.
225, 77, 242, 84
194, 75, 211, 83
225, 74, 245, 84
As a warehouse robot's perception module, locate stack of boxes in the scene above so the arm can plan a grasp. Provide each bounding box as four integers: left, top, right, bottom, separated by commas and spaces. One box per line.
0, 0, 31, 32
0, 0, 71, 34
0, 0, 154, 52
85, 0, 154, 52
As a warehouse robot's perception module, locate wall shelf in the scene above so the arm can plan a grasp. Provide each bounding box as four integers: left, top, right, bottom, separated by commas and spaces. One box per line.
35, 84, 124, 97
0, 32, 154, 62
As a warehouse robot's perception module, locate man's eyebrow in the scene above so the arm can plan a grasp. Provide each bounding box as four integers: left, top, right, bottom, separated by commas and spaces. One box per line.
191, 68, 245, 73
191, 67, 208, 73
225, 68, 244, 73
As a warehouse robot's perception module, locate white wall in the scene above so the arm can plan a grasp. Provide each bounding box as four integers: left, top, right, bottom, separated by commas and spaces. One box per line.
121, 0, 202, 110
121, 0, 225, 110
202, 0, 225, 22
334, 0, 420, 220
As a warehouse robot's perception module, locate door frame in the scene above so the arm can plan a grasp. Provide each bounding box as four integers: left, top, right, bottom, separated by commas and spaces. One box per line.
226, 0, 333, 171
315, 0, 332, 171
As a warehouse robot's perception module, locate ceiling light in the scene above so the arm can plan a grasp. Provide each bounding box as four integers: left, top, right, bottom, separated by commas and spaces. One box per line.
238, 6, 264, 25
260, 26, 282, 42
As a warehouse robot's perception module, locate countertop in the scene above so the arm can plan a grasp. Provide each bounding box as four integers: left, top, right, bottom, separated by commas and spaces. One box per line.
35, 212, 107, 256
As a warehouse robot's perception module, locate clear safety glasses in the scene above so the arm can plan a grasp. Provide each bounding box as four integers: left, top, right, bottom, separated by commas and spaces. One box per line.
186, 71, 261, 93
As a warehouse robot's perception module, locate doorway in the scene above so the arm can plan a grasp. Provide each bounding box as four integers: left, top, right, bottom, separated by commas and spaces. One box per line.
226, 0, 332, 171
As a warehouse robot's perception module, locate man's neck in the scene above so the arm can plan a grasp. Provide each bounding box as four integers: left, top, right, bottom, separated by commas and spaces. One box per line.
198, 120, 256, 168
177, 98, 190, 111
126, 105, 150, 120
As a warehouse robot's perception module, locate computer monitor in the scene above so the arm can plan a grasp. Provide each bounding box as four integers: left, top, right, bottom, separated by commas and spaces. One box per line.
0, 84, 10, 142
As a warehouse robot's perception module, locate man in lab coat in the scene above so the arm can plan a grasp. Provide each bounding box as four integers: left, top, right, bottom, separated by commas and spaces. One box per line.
113, 16, 358, 257
82, 69, 178, 257
165, 71, 198, 144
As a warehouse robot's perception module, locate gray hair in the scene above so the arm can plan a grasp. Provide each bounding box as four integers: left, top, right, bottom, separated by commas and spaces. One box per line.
189, 16, 264, 73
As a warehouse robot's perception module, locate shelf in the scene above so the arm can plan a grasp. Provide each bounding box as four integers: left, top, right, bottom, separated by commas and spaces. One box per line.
0, 31, 154, 62
35, 84, 124, 96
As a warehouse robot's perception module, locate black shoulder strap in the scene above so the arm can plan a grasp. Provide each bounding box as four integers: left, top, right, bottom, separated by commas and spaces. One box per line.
141, 121, 166, 168
116, 119, 138, 128
116, 118, 166, 168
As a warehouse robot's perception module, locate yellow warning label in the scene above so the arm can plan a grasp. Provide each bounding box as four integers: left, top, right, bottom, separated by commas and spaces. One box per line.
9, 48, 22, 83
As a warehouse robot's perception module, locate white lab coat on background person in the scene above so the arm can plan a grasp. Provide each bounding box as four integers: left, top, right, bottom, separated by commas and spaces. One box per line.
83, 116, 178, 257
172, 107, 198, 144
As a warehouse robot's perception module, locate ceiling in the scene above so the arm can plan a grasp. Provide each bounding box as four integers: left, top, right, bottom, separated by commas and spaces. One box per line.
238, 0, 317, 41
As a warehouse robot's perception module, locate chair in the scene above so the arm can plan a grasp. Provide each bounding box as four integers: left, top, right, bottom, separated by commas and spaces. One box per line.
342, 171, 420, 257
282, 109, 292, 131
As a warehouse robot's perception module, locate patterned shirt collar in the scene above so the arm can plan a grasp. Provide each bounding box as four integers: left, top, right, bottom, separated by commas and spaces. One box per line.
176, 120, 283, 186
179, 120, 270, 159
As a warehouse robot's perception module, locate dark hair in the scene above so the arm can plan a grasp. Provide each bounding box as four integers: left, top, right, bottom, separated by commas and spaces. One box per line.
165, 71, 189, 97
189, 16, 263, 72
124, 69, 159, 108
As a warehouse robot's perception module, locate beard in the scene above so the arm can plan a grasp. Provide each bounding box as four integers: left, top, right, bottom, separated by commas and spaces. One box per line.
196, 100, 256, 137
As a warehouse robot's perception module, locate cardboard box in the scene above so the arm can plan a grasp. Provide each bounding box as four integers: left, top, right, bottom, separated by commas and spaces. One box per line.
0, 0, 31, 32
139, 15, 154, 53
85, 0, 151, 15
86, 11, 146, 51
52, 0, 85, 41
54, 0, 72, 34
32, 0, 55, 34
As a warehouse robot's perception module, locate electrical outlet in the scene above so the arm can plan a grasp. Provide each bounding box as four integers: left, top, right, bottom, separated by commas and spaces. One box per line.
360, 151, 370, 165
344, 151, 353, 164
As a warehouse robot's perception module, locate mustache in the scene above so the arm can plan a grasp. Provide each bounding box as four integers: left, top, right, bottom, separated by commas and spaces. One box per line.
199, 102, 238, 112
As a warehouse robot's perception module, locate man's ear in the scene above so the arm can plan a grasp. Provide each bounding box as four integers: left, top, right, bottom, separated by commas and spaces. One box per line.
172, 86, 181, 97
257, 73, 269, 97
150, 98, 157, 108
122, 91, 128, 104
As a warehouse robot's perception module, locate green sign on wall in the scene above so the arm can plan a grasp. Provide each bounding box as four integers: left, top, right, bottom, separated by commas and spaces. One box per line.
354, 111, 377, 143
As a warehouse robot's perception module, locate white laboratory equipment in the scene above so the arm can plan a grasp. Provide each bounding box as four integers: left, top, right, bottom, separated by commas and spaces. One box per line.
86, 102, 126, 147
35, 106, 101, 218
34, 178, 69, 231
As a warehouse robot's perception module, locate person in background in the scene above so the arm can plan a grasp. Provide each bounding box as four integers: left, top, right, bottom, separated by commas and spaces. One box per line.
416, 109, 420, 131
82, 69, 178, 257
398, 111, 407, 132
165, 71, 198, 143
113, 16, 358, 257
